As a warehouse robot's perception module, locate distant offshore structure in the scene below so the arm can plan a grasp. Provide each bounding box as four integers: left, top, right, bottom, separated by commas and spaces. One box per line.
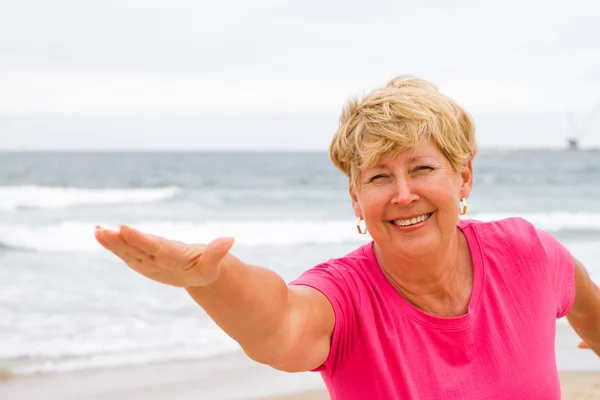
567, 137, 579, 151
567, 100, 599, 151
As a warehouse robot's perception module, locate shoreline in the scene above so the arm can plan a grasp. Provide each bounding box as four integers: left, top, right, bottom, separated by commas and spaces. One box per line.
0, 351, 325, 400
2, 363, 599, 400
260, 372, 600, 399
0, 325, 598, 399
1, 353, 599, 400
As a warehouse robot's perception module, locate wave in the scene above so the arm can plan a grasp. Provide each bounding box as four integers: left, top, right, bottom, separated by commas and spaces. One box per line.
0, 186, 182, 211
0, 220, 370, 252
0, 319, 241, 376
1, 317, 574, 376
4, 347, 240, 375
471, 211, 600, 233
0, 241, 23, 252
1, 212, 600, 253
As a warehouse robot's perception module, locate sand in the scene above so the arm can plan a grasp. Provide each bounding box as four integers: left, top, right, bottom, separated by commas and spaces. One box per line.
0, 326, 598, 399
0, 352, 324, 400
1, 356, 599, 400
261, 372, 600, 399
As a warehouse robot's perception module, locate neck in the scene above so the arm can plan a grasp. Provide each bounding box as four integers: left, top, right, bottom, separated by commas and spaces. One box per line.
374, 228, 473, 317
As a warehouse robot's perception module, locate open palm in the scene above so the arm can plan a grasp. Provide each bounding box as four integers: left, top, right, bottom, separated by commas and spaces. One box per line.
95, 225, 234, 288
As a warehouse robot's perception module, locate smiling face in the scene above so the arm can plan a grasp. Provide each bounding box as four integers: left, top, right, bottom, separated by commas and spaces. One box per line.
350, 139, 473, 260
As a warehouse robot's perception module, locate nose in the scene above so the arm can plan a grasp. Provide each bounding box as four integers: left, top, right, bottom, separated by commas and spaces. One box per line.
390, 176, 419, 206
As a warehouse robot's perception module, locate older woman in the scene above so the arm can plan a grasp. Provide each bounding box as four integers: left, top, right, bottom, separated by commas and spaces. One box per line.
95, 76, 600, 399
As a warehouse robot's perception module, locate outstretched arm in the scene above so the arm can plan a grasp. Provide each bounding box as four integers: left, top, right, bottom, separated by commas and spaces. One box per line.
567, 258, 600, 357
184, 254, 334, 371
95, 225, 334, 372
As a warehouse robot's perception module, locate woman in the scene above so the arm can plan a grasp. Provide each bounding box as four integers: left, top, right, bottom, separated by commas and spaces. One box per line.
95, 76, 600, 399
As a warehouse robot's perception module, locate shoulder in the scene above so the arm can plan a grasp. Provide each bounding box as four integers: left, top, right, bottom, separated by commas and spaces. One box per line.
460, 216, 537, 237
461, 217, 571, 270
460, 217, 558, 268
460, 217, 541, 249
292, 243, 374, 284
289, 243, 378, 310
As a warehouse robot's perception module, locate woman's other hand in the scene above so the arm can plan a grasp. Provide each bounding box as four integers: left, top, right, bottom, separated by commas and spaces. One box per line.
94, 225, 234, 288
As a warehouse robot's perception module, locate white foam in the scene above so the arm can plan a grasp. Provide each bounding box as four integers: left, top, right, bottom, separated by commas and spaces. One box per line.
1, 314, 241, 375
2, 212, 600, 253
2, 317, 583, 375
472, 211, 600, 232
7, 347, 239, 375
0, 220, 369, 252
0, 186, 181, 210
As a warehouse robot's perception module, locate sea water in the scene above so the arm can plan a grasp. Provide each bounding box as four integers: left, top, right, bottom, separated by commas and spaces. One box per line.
1, 150, 599, 375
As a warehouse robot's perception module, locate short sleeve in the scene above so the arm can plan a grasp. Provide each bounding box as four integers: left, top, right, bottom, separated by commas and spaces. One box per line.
289, 261, 357, 376
537, 229, 576, 318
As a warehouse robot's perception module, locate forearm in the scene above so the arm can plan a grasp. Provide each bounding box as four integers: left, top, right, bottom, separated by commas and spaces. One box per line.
185, 253, 292, 363
567, 280, 600, 356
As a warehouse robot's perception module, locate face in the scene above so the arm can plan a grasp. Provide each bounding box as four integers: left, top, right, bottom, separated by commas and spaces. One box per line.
350, 139, 473, 260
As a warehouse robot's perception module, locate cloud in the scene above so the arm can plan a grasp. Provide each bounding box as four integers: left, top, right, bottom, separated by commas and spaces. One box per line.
0, 70, 546, 116
0, 0, 599, 148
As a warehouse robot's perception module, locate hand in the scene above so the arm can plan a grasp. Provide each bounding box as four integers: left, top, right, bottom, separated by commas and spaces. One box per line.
578, 341, 591, 349
94, 225, 234, 288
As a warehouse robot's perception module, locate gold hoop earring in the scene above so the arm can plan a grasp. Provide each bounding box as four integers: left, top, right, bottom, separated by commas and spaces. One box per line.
459, 197, 468, 216
356, 217, 367, 234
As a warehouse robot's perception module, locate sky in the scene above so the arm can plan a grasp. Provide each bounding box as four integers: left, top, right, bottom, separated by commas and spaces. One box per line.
1, 0, 599, 150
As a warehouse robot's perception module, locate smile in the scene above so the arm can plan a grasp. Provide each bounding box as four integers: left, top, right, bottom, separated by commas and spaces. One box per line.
391, 213, 433, 227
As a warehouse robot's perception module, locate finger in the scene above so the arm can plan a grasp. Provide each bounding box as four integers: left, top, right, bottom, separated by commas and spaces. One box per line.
578, 341, 591, 349
95, 227, 126, 253
94, 226, 112, 248
96, 227, 156, 269
196, 237, 235, 268
119, 225, 165, 256
119, 225, 193, 267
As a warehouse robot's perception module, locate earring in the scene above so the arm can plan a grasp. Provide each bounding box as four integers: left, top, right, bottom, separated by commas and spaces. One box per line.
356, 217, 368, 234
459, 197, 468, 216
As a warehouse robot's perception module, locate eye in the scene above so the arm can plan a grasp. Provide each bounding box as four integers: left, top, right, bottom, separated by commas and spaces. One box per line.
369, 174, 388, 182
413, 165, 433, 173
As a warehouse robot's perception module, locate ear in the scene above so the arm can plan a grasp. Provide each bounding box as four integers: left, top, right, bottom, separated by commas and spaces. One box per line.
348, 184, 362, 218
459, 159, 473, 199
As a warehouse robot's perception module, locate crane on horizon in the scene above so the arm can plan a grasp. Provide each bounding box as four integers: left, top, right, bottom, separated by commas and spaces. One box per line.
568, 99, 600, 151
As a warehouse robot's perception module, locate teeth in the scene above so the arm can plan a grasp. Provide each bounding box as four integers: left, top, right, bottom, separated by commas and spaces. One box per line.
393, 213, 430, 227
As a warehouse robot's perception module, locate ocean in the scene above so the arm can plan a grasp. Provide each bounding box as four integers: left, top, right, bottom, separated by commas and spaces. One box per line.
1, 150, 600, 376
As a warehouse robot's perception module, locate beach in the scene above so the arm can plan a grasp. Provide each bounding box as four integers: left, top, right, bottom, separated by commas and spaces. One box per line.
0, 324, 599, 399
0, 351, 325, 400
264, 373, 600, 399
263, 372, 600, 399
0, 362, 598, 400
0, 359, 598, 400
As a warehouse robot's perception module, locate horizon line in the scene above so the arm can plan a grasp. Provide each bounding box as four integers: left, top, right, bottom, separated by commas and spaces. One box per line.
1, 146, 599, 153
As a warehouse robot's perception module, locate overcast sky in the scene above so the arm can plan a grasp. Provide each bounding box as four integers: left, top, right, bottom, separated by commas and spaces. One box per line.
1, 0, 599, 150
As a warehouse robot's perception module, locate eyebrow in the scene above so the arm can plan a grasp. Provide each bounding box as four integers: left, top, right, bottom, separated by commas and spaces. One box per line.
407, 156, 427, 163
371, 156, 428, 169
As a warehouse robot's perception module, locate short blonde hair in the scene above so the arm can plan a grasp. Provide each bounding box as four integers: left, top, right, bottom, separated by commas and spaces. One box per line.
329, 75, 478, 187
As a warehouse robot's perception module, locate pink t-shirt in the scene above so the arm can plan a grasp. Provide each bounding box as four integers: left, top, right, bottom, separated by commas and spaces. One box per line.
290, 218, 575, 400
